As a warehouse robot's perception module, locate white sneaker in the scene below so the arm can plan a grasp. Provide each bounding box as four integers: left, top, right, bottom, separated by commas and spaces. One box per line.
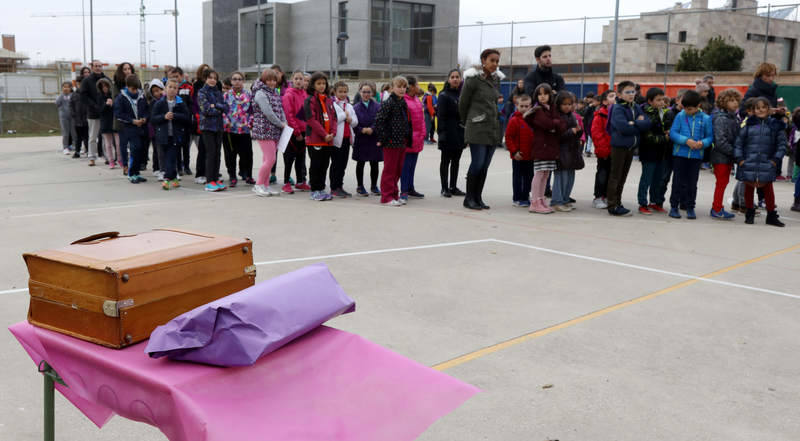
252, 185, 270, 197
62, 148, 71, 155
194, 176, 207, 184
266, 186, 280, 196
592, 198, 608, 209
382, 199, 403, 207
157, 171, 166, 182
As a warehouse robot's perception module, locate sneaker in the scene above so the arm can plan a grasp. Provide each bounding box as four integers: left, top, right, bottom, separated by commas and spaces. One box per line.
331, 188, 352, 198
253, 185, 270, 197
266, 186, 280, 196
710, 208, 735, 220
157, 172, 166, 182
129, 176, 141, 184
398, 197, 408, 205
205, 182, 219, 192
269, 175, 277, 184
170, 179, 180, 189
400, 192, 409, 201
72, 152, 80, 158
592, 198, 608, 209
195, 176, 207, 184
289, 177, 295, 185
162, 181, 170, 191
281, 183, 294, 194
512, 201, 525, 208
216, 181, 227, 191
648, 203, 666, 213
520, 200, 531, 207
245, 177, 256, 185
321, 192, 333, 201
608, 206, 632, 216
109, 162, 116, 170
408, 190, 425, 198
229, 178, 238, 188
668, 207, 681, 219
371, 186, 381, 195
554, 204, 572, 212
565, 203, 575, 211
776, 175, 787, 181
382, 199, 403, 207
62, 148, 71, 155
686, 208, 697, 219
88, 160, 96, 167
356, 186, 369, 196
310, 191, 325, 201
639, 206, 653, 215
294, 182, 311, 192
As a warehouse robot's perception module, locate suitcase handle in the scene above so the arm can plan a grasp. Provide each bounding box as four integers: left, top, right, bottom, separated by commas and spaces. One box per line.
71, 231, 120, 245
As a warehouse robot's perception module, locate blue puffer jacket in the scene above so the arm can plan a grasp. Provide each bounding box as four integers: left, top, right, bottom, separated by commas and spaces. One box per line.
734, 116, 786, 183
669, 110, 713, 160
608, 101, 651, 149
150, 96, 192, 145
197, 84, 228, 132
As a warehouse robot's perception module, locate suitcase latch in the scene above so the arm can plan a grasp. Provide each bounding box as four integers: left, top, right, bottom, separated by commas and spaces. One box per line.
244, 265, 257, 277
102, 299, 135, 317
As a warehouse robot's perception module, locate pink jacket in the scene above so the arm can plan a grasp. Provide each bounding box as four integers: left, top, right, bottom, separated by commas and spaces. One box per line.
404, 94, 425, 153
282, 87, 307, 135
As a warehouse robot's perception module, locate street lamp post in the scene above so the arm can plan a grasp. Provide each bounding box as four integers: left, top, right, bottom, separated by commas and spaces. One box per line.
476, 21, 484, 53
148, 40, 155, 67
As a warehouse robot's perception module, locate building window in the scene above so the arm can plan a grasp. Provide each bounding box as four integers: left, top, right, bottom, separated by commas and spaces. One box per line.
338, 2, 348, 65
255, 12, 274, 65
623, 38, 638, 41
370, 0, 434, 66
656, 63, 675, 73
678, 31, 687, 42
645, 32, 667, 41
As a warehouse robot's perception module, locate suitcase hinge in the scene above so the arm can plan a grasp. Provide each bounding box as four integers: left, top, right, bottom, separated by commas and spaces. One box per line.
244, 265, 257, 277
102, 299, 135, 317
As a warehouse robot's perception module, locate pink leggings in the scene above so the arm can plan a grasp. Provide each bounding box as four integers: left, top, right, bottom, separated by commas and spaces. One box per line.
102, 133, 122, 163
530, 170, 550, 201
257, 139, 278, 186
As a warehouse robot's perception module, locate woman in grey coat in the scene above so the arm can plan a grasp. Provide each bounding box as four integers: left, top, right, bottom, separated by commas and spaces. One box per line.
459, 48, 505, 210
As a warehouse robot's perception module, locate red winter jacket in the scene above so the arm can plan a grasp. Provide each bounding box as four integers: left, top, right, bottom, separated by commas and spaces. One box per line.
505, 111, 534, 160
524, 104, 566, 161
304, 93, 338, 147
282, 87, 307, 135
591, 105, 611, 159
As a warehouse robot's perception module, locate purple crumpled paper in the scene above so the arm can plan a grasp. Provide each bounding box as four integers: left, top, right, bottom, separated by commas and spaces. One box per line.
145, 263, 356, 366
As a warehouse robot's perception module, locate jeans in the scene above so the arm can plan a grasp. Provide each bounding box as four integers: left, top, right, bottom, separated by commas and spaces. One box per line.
308, 147, 333, 192
512, 160, 534, 202
202, 130, 223, 182
400, 151, 420, 193
467, 144, 495, 176
551, 169, 576, 206
119, 127, 143, 177
440, 149, 464, 190
283, 137, 307, 184
160, 137, 179, 180
594, 157, 611, 198
87, 118, 101, 160
329, 138, 351, 190
380, 147, 406, 203
606, 147, 634, 209
669, 156, 702, 209
637, 160, 665, 207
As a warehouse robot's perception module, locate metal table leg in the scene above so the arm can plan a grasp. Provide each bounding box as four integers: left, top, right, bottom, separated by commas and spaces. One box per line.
37, 361, 65, 441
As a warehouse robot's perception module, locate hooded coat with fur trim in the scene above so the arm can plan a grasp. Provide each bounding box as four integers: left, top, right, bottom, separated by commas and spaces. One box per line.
458, 67, 505, 146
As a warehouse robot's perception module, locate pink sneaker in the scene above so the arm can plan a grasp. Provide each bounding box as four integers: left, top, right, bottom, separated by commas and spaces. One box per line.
294, 182, 311, 192
281, 183, 294, 194
109, 162, 116, 169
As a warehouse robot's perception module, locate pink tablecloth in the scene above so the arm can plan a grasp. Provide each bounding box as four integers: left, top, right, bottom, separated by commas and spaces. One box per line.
9, 322, 478, 441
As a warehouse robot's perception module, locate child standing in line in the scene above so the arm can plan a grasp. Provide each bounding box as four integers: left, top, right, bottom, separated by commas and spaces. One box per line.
303, 71, 338, 201
710, 89, 743, 219
606, 80, 652, 216
56, 82, 74, 155
400, 76, 426, 201
330, 81, 359, 198
113, 74, 150, 184
281, 70, 311, 193
96, 77, 119, 169
197, 70, 229, 192
667, 90, 712, 220
436, 69, 466, 198
352, 81, 382, 196
375, 76, 412, 206
145, 80, 164, 178
222, 71, 254, 188
637, 87, 670, 215
525, 83, 566, 214
151, 79, 191, 190
550, 91, 584, 212
251, 69, 287, 197
70, 71, 90, 160
505, 94, 535, 207
734, 97, 786, 226
590, 89, 615, 209
168, 67, 195, 176
423, 83, 437, 144
657, 91, 683, 208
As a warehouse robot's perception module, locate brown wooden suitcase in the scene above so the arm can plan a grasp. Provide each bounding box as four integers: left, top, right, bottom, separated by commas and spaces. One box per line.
23, 229, 256, 348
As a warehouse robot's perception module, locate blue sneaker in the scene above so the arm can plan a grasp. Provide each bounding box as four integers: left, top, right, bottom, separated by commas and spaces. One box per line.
216, 181, 227, 191
686, 208, 697, 219
310, 191, 323, 201
321, 192, 333, 201
269, 175, 277, 184
520, 200, 531, 207
710, 208, 736, 220
205, 182, 219, 192
669, 207, 681, 218
356, 186, 369, 196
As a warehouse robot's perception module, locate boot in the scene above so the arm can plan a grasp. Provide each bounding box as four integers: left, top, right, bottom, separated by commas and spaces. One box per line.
791, 196, 800, 212
745, 208, 755, 225
463, 174, 482, 210
766, 210, 785, 227
475, 171, 490, 209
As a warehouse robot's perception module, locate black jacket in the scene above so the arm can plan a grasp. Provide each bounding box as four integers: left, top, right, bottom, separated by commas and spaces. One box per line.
741, 77, 778, 112
150, 96, 192, 145
69, 91, 87, 127
523, 65, 564, 97
557, 111, 584, 170
375, 93, 412, 149
710, 110, 738, 165
436, 86, 465, 151
97, 78, 114, 133
80, 72, 107, 119
639, 104, 670, 162
734, 116, 786, 183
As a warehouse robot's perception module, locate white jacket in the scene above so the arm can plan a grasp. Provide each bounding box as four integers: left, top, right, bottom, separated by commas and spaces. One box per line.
333, 98, 358, 147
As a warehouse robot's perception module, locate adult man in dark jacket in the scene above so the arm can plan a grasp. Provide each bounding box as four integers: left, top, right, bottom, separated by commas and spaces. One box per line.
80, 60, 108, 166
523, 45, 565, 96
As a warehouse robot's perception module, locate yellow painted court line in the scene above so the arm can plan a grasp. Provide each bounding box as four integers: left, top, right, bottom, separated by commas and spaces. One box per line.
433, 242, 800, 372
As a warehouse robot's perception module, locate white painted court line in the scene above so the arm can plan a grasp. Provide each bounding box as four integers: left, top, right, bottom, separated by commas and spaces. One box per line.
0, 288, 28, 296
492, 239, 800, 301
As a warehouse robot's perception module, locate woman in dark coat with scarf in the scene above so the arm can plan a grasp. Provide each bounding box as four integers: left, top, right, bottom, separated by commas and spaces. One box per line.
352, 82, 382, 196
437, 69, 466, 197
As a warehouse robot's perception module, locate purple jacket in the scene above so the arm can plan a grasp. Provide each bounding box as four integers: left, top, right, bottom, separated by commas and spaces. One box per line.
352, 99, 382, 162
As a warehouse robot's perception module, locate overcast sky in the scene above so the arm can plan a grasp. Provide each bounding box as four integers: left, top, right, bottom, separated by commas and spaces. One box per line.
3, 0, 732, 68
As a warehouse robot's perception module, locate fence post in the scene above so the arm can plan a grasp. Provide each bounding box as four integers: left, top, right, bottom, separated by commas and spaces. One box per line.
764, 4, 771, 63
581, 16, 586, 97
509, 21, 514, 84
664, 12, 671, 91
610, 0, 620, 89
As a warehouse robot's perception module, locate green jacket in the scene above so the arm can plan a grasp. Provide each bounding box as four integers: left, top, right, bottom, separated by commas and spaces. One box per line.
459, 67, 505, 146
